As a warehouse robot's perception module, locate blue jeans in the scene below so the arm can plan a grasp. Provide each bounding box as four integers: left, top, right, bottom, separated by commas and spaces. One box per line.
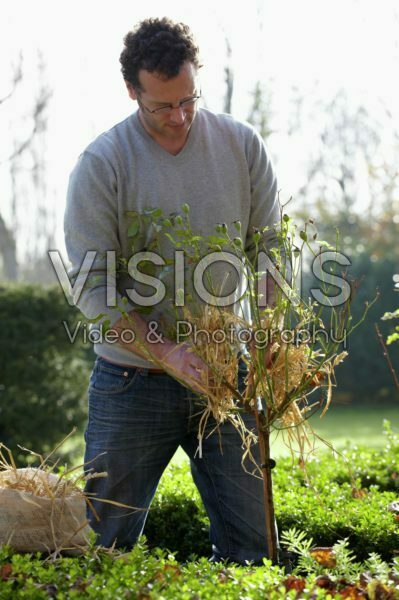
84, 356, 276, 564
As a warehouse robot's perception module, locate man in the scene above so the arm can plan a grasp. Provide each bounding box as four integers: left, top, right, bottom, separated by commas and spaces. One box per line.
64, 17, 281, 564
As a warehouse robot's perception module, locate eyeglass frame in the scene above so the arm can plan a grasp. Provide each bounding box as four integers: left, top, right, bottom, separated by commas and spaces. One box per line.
136, 90, 202, 115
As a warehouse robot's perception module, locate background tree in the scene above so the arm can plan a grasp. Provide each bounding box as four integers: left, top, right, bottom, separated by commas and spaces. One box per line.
289, 90, 399, 403
0, 51, 52, 283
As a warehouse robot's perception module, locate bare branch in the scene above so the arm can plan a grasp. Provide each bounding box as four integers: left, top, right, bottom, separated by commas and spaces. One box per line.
375, 323, 399, 393
0, 52, 23, 105
0, 87, 52, 164
223, 37, 233, 115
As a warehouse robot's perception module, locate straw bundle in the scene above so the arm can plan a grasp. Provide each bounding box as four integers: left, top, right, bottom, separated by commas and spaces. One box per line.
0, 465, 91, 554
179, 305, 256, 458
0, 439, 97, 554
0, 467, 80, 499
189, 307, 239, 413
166, 295, 348, 464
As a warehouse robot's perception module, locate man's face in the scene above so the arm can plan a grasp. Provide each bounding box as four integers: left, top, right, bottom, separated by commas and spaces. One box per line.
126, 61, 199, 141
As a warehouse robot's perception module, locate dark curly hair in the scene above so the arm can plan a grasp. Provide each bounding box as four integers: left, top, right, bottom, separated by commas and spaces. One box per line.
120, 17, 201, 90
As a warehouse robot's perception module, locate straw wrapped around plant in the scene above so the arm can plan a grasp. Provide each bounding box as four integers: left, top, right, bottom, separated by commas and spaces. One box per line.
182, 301, 349, 462
244, 323, 348, 458
178, 305, 258, 458
188, 306, 238, 412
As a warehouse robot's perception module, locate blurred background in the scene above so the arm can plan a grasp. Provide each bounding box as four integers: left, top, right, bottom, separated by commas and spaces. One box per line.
0, 0, 398, 463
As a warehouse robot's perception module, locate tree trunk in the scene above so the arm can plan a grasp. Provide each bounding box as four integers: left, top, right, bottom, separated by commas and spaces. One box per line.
0, 215, 18, 280
255, 405, 279, 564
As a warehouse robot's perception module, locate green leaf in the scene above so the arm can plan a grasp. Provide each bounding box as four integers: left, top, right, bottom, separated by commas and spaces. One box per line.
87, 313, 106, 323
208, 235, 228, 245
143, 207, 163, 218
164, 232, 177, 245
102, 319, 111, 333
128, 217, 140, 238
317, 240, 335, 250
387, 330, 399, 345
382, 309, 399, 321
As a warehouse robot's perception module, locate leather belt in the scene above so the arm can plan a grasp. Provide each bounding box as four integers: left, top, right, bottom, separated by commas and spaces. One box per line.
137, 367, 165, 375
98, 356, 165, 374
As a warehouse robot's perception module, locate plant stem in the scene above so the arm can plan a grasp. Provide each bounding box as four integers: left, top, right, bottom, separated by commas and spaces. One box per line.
375, 323, 399, 393
254, 404, 279, 564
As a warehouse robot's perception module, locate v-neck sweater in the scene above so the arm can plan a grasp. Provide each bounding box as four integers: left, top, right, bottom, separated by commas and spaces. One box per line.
64, 108, 280, 368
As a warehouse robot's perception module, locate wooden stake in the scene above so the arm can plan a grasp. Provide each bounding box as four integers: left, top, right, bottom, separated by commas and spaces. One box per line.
255, 406, 279, 564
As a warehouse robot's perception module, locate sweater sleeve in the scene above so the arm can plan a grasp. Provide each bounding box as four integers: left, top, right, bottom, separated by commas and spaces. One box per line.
244, 127, 281, 257
244, 127, 291, 306
64, 150, 136, 326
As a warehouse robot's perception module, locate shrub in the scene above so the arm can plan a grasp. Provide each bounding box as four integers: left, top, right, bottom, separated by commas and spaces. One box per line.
1, 535, 399, 599
0, 540, 291, 599
145, 464, 209, 560
146, 426, 399, 562
0, 284, 92, 461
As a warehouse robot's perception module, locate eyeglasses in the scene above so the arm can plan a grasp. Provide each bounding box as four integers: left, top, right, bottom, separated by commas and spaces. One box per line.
137, 92, 201, 115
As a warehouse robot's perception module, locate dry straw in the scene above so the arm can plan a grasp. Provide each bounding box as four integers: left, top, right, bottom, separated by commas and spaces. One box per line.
0, 431, 144, 556
176, 304, 349, 470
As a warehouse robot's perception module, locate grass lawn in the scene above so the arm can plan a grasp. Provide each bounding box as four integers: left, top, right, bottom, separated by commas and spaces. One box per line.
171, 403, 399, 465
61, 403, 399, 466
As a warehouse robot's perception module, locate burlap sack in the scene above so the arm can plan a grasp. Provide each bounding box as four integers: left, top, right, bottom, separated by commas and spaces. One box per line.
0, 468, 92, 553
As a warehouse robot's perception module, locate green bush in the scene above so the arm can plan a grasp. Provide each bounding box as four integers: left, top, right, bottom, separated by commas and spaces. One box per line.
146, 426, 399, 562
145, 464, 210, 560
0, 284, 92, 461
3, 434, 399, 596
1, 535, 399, 599
0, 541, 298, 600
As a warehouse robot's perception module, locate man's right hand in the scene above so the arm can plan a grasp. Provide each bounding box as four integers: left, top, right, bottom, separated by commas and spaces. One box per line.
113, 311, 210, 395
154, 339, 211, 395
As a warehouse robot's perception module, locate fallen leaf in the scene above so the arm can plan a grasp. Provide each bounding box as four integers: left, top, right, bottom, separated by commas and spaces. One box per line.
154, 564, 182, 584
0, 564, 12, 581
315, 574, 336, 590
352, 487, 367, 498
283, 575, 306, 592
310, 546, 337, 568
367, 580, 398, 599
339, 584, 367, 598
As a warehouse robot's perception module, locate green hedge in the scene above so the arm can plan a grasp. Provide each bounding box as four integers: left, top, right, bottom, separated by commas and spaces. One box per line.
0, 284, 92, 460
3, 431, 399, 597
0, 542, 302, 599
146, 423, 399, 562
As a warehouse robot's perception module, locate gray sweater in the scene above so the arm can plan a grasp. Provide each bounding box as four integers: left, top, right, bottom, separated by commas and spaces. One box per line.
64, 108, 280, 367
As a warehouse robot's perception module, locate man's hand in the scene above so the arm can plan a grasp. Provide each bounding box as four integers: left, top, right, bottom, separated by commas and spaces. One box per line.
154, 339, 210, 395
113, 311, 210, 395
